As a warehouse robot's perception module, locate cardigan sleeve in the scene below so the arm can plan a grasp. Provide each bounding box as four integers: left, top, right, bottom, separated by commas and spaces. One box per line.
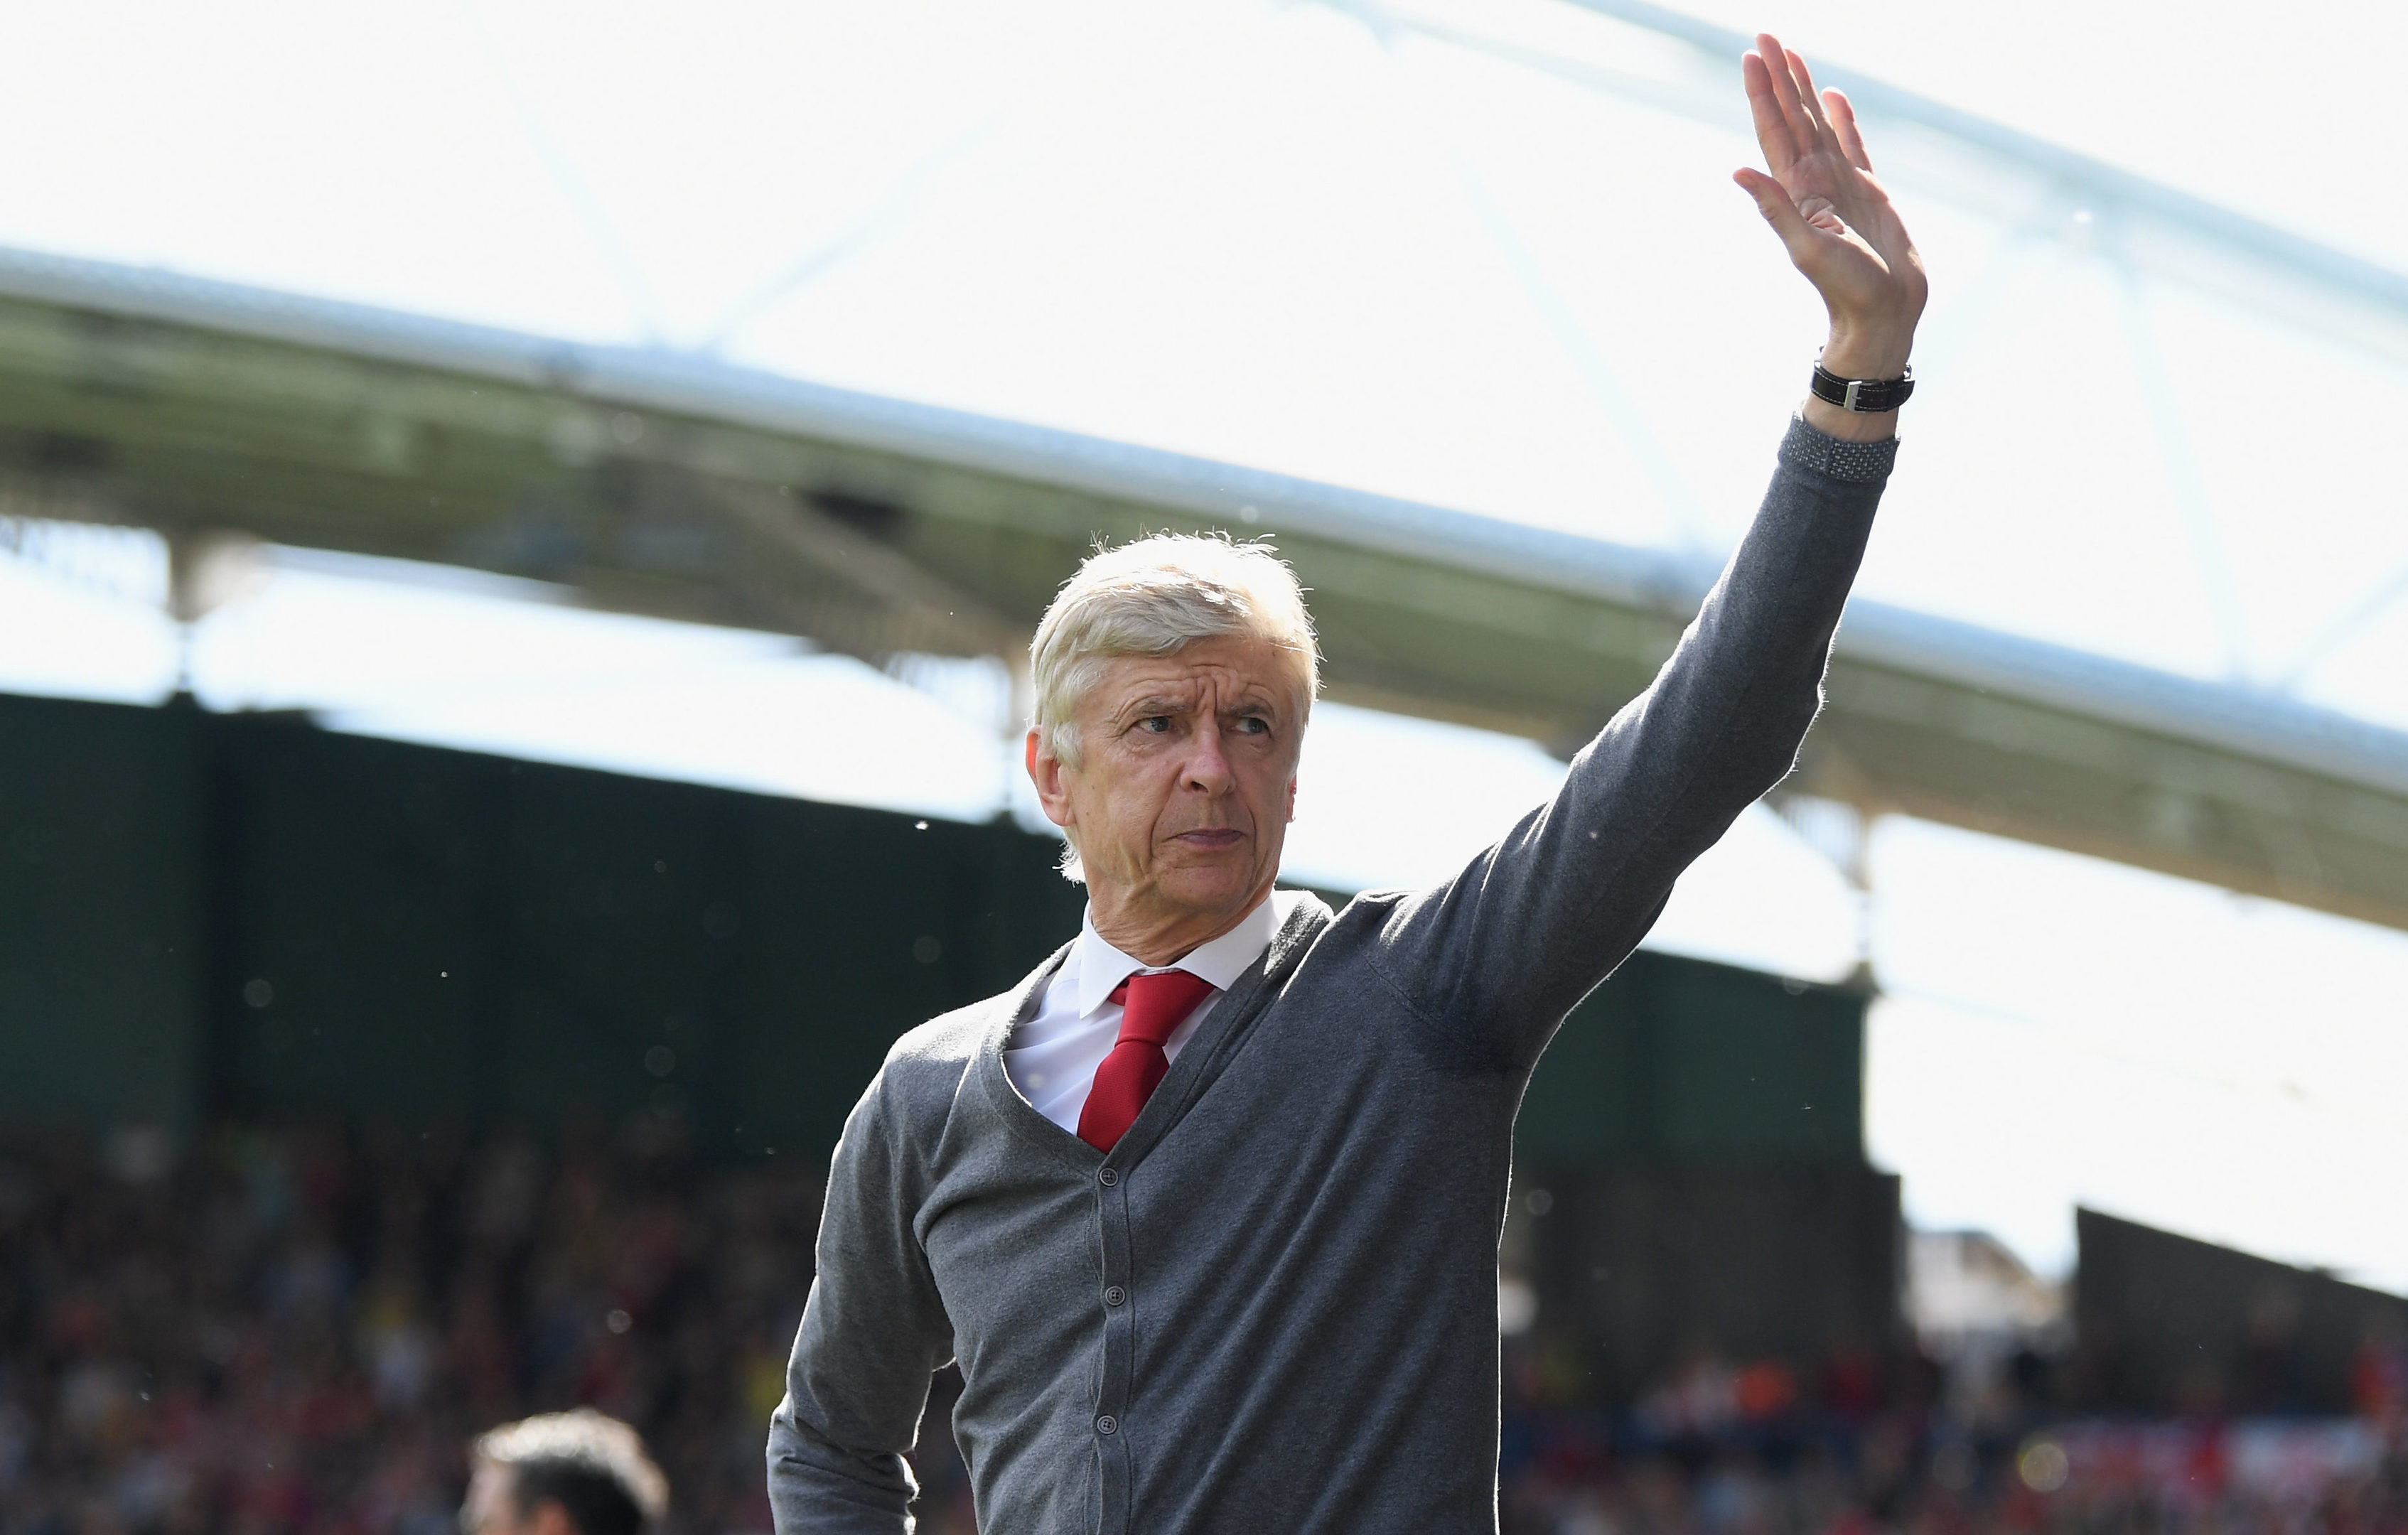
768, 1062, 955, 1534
1367, 417, 1894, 1073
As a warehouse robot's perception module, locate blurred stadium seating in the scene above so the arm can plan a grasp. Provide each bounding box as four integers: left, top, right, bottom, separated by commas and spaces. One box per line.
6, 1117, 2405, 1534
0, 1119, 816, 1534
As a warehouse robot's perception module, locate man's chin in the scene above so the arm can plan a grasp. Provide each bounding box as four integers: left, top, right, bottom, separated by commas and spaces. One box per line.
1154, 864, 1267, 918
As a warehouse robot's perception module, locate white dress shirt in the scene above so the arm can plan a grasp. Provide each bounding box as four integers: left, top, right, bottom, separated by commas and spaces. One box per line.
1002, 889, 1300, 1135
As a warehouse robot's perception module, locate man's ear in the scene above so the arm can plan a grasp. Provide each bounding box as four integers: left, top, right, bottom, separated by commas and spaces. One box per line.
1026, 728, 1075, 831
1284, 774, 1299, 824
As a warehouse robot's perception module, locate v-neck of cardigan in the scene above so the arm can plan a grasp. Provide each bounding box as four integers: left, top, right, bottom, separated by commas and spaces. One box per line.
975, 895, 1333, 1175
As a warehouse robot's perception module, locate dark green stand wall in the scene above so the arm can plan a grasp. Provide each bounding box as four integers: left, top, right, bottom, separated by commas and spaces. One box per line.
0, 692, 1090, 1158
0, 695, 206, 1130
199, 710, 1095, 1159
0, 692, 1867, 1175
2078, 1208, 2408, 1413
1518, 955, 1866, 1163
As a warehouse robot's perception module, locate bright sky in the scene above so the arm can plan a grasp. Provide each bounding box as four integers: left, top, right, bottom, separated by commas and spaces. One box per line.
4, 0, 2407, 1288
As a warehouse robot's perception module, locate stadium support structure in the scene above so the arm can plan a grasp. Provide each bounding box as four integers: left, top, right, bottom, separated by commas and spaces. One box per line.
1, 247, 2407, 931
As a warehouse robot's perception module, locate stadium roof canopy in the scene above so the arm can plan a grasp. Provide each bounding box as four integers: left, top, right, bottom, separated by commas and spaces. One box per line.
4, 0, 2407, 930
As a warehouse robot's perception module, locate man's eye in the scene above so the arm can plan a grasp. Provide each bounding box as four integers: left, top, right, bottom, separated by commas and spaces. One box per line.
1139, 716, 1173, 733
1236, 716, 1269, 734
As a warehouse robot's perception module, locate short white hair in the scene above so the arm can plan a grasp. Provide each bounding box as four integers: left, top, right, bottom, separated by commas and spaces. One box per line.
475, 1408, 667, 1534
1031, 532, 1319, 770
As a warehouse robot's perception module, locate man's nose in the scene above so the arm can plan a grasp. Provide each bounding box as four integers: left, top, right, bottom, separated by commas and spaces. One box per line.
1183, 718, 1235, 793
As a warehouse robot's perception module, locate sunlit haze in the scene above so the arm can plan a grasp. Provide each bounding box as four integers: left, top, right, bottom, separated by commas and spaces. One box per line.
4, 0, 2405, 1291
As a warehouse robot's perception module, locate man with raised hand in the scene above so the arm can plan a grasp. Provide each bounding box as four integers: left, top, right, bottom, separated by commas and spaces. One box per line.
770, 33, 1924, 1535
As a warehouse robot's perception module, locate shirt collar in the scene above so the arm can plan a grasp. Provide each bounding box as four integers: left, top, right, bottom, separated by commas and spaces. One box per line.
1073, 890, 1293, 1018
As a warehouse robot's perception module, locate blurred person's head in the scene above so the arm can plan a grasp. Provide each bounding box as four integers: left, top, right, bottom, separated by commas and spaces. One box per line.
461, 1409, 666, 1535
1026, 534, 1317, 961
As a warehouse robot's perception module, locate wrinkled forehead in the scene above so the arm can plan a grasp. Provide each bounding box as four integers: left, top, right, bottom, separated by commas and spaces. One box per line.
1087, 635, 1311, 713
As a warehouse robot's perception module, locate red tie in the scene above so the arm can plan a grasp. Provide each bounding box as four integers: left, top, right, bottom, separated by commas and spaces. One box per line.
1077, 969, 1218, 1153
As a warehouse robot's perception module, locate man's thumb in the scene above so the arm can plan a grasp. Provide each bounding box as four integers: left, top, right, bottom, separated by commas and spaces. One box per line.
1732, 168, 1815, 264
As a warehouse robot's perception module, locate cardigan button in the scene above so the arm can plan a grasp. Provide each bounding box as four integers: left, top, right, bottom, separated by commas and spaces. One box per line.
1096, 1415, 1118, 1436
1097, 1168, 1119, 1187
1104, 1286, 1126, 1307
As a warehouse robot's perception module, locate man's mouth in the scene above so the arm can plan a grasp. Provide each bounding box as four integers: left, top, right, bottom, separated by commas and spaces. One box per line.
1172, 828, 1246, 851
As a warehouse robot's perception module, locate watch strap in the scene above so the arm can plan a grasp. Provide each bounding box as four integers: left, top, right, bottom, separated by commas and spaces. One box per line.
1810, 355, 1915, 413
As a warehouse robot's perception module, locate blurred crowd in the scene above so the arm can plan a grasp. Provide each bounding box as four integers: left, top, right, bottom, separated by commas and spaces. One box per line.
3, 1119, 2403, 1535
1498, 1342, 2408, 1534
1498, 1411, 2408, 1535
0, 1117, 832, 1535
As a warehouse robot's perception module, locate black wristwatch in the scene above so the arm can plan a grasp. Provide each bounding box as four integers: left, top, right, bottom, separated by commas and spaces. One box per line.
1810, 351, 1914, 413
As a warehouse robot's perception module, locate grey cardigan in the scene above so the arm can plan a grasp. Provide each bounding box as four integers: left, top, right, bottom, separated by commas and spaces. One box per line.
769, 419, 1895, 1534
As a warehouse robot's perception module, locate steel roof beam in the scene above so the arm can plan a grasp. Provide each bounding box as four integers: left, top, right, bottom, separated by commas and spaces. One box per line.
3, 245, 2407, 929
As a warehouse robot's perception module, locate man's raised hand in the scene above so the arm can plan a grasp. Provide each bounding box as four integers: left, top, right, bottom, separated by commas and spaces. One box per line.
1734, 34, 1925, 431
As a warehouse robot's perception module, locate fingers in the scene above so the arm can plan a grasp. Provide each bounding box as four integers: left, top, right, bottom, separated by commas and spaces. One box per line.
1782, 50, 1829, 134
1784, 49, 1829, 134
1733, 166, 1823, 269
1751, 33, 1820, 159
1740, 51, 1797, 175
1826, 89, 1874, 173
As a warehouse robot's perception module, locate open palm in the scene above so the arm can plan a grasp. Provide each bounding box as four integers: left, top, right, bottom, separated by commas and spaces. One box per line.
1734, 34, 1925, 379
